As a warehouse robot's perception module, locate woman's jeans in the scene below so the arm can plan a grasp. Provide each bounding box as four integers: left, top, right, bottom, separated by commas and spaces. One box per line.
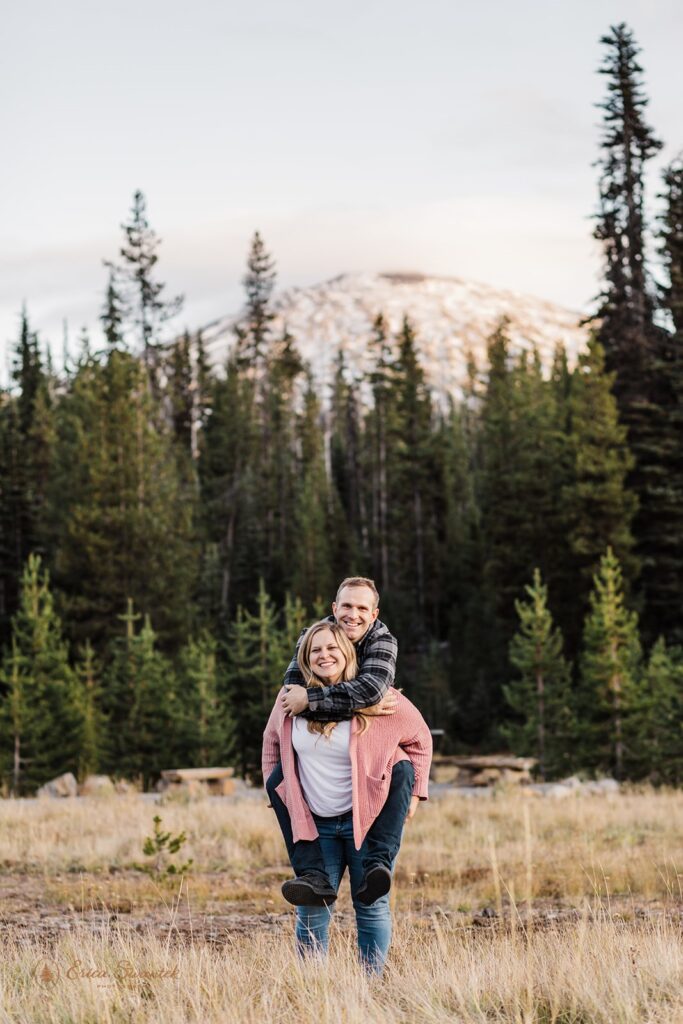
266, 760, 415, 972
295, 809, 393, 973
265, 759, 415, 877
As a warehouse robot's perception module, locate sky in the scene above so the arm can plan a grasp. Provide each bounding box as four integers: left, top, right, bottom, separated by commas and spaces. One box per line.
1, 0, 682, 373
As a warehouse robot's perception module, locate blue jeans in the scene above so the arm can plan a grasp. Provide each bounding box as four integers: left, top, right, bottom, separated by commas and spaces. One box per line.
265, 759, 415, 878
295, 810, 395, 973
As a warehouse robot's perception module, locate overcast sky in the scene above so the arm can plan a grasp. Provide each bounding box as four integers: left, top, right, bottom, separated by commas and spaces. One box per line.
1, 0, 681, 373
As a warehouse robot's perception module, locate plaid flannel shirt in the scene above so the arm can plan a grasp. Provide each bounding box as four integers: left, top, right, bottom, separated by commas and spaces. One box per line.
282, 615, 398, 722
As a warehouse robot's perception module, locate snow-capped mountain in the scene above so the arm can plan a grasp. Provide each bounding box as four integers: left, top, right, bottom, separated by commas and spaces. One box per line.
199, 272, 589, 398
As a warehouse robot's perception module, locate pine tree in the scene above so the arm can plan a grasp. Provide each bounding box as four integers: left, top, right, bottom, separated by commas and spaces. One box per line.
643, 160, 683, 645
578, 548, 642, 779
49, 349, 198, 653
593, 23, 662, 382
502, 569, 574, 780
224, 581, 289, 780
591, 25, 676, 645
382, 316, 439, 639
115, 190, 183, 375
75, 640, 104, 780
199, 352, 258, 625
629, 638, 683, 783
100, 265, 127, 352
563, 336, 638, 643
101, 600, 178, 789
290, 377, 334, 609
329, 349, 367, 574
364, 314, 395, 587
234, 231, 276, 369
176, 632, 233, 767
0, 310, 54, 642
0, 555, 83, 793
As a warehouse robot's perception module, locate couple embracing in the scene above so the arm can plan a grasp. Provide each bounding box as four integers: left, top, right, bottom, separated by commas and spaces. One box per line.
262, 575, 433, 975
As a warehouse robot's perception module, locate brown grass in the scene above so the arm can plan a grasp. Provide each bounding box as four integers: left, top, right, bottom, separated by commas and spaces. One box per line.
1, 787, 683, 1021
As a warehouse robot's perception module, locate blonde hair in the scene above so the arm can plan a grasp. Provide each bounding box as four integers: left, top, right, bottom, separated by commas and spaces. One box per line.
297, 621, 371, 738
335, 576, 380, 610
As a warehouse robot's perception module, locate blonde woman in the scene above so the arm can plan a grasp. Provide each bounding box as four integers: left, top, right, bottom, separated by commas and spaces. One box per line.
262, 620, 432, 973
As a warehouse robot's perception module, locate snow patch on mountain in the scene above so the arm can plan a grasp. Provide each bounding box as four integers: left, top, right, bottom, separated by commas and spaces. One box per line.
199, 272, 589, 398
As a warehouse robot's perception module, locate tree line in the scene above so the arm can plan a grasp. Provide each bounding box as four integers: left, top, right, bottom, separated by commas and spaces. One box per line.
0, 23, 682, 791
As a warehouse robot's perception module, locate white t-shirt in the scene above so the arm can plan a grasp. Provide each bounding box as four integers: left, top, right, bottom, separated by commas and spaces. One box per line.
291, 718, 353, 816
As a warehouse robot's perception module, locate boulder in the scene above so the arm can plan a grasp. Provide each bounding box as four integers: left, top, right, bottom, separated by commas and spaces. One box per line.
37, 772, 78, 798
78, 774, 115, 796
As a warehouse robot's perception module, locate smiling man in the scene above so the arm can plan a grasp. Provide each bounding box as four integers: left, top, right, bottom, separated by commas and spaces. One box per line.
265, 576, 420, 910
280, 576, 397, 721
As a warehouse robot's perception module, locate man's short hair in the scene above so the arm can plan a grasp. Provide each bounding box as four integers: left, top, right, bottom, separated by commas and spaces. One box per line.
335, 576, 380, 610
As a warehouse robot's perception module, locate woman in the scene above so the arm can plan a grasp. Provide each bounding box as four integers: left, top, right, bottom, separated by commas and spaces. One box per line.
262, 620, 432, 974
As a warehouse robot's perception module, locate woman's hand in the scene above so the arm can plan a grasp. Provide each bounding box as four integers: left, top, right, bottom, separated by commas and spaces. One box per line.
405, 796, 420, 821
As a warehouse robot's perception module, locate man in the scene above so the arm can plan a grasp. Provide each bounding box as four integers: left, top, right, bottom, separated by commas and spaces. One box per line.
265, 575, 419, 907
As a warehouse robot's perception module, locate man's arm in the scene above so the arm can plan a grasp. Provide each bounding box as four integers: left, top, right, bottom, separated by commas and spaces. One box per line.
282, 645, 306, 689
305, 630, 398, 718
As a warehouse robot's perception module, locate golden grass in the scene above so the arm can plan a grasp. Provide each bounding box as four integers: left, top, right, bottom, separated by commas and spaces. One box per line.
1, 788, 683, 1021
2, 915, 683, 1023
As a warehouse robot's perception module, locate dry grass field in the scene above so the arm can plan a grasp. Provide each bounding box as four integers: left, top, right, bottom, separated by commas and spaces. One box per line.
1, 787, 683, 1022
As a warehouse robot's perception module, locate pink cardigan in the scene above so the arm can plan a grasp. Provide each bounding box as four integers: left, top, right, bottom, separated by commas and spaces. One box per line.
262, 689, 433, 850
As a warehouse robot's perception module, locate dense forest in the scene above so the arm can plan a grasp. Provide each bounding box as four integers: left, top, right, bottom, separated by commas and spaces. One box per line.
1, 24, 682, 791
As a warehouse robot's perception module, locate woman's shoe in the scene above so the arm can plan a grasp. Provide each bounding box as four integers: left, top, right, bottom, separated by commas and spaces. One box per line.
355, 864, 391, 906
281, 874, 338, 907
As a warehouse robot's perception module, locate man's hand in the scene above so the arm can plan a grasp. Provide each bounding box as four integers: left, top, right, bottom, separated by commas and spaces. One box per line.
405, 795, 420, 822
281, 684, 309, 717
359, 689, 399, 717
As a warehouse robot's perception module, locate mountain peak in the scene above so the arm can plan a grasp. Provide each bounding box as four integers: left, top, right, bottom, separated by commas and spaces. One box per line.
200, 272, 589, 397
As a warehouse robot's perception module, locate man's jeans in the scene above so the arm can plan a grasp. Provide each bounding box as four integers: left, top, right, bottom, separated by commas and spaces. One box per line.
265, 759, 415, 879
294, 809, 396, 973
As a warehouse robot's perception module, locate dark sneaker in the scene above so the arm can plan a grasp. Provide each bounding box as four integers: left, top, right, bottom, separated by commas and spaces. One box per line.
355, 864, 392, 906
281, 874, 337, 907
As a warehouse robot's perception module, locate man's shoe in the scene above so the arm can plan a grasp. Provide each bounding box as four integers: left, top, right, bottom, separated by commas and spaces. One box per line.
355, 864, 392, 906
281, 874, 337, 907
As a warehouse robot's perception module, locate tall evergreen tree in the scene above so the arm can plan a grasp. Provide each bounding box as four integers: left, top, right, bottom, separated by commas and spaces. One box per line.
578, 548, 642, 779
0, 555, 83, 793
176, 631, 233, 767
631, 638, 683, 783
645, 160, 683, 645
591, 24, 677, 644
503, 569, 574, 780
101, 600, 178, 789
593, 23, 662, 381
115, 190, 183, 375
224, 581, 289, 780
75, 640, 104, 780
49, 349, 198, 652
563, 336, 638, 647
290, 376, 334, 608
0, 310, 54, 643
383, 316, 439, 639
234, 231, 276, 369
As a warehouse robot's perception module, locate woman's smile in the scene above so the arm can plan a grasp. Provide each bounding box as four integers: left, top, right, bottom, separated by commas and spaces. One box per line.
309, 629, 346, 682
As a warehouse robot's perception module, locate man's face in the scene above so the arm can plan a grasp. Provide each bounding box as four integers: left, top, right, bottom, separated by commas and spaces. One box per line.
332, 586, 379, 643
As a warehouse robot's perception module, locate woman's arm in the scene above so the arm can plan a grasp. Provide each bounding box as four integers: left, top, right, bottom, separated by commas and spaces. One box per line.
397, 705, 433, 800
261, 702, 281, 784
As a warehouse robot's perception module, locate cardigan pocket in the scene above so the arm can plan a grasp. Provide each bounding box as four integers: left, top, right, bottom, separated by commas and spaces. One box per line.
364, 772, 390, 820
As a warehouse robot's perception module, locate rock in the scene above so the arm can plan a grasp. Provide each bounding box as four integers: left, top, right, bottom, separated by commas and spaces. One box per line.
36, 772, 78, 798
545, 784, 573, 799
78, 775, 115, 797
585, 777, 620, 795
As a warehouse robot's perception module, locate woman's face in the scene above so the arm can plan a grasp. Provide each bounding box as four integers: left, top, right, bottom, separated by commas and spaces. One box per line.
308, 628, 347, 684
